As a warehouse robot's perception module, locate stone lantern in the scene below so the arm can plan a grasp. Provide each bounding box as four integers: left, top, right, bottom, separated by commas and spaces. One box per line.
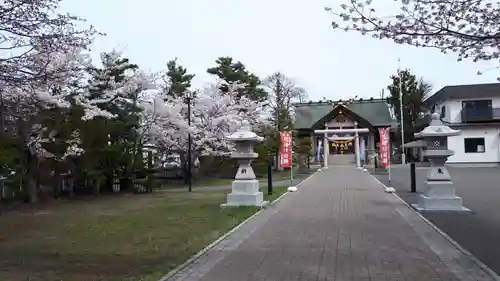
412, 113, 469, 212
221, 121, 267, 207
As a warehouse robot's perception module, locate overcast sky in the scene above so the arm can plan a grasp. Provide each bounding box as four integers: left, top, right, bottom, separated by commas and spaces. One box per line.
61, 0, 500, 101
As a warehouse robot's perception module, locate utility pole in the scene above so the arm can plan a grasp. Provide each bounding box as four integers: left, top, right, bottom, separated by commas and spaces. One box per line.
187, 92, 193, 192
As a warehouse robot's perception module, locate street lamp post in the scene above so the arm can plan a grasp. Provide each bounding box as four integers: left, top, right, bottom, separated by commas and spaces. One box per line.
187, 92, 193, 192
398, 59, 406, 164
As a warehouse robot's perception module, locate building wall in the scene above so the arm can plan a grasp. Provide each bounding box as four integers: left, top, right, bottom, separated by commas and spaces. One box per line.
447, 127, 500, 164
326, 115, 355, 127
429, 94, 500, 164
436, 96, 500, 124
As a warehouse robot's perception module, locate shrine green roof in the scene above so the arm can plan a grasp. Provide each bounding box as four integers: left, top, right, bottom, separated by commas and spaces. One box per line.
294, 99, 394, 129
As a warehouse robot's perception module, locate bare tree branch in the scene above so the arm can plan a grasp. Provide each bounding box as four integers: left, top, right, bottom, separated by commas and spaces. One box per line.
264, 72, 308, 131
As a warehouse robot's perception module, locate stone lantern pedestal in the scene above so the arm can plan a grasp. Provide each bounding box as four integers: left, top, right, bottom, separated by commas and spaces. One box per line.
412, 113, 470, 212
221, 122, 267, 207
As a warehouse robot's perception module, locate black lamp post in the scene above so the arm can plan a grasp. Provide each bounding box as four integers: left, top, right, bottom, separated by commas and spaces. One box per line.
187, 91, 193, 192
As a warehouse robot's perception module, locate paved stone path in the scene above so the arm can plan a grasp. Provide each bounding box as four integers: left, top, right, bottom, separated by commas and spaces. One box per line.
162, 167, 499, 281
373, 165, 500, 276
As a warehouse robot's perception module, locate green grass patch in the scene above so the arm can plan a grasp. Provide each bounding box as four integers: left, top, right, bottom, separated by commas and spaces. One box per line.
263, 185, 288, 202
161, 169, 312, 190
0, 190, 266, 281
0, 183, 291, 281
127, 185, 289, 281
192, 177, 232, 187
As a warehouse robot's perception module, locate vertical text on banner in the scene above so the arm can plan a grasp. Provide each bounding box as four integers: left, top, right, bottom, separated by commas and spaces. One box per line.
378, 127, 390, 168
280, 131, 292, 168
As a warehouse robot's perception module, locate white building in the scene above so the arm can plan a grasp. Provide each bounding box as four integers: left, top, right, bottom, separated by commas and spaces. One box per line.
421, 83, 500, 166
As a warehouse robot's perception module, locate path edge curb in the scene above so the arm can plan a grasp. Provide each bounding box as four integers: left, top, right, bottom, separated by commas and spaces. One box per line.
158, 170, 319, 281
367, 172, 500, 281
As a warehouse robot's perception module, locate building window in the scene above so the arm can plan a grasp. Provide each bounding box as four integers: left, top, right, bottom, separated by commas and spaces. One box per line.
464, 138, 485, 153
462, 99, 492, 109
461, 99, 493, 122
440, 106, 446, 118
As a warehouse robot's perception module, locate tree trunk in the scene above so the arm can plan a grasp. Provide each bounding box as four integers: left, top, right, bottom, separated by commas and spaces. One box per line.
181, 151, 198, 183
68, 178, 75, 197
180, 152, 188, 184
64, 161, 75, 197
297, 154, 309, 173
121, 150, 138, 192
53, 171, 62, 198
93, 178, 101, 195
24, 150, 39, 203
103, 171, 114, 193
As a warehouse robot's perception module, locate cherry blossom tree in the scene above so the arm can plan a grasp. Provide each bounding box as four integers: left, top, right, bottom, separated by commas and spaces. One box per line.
0, 47, 174, 200
136, 93, 190, 167
325, 0, 500, 76
142, 80, 264, 171
0, 47, 122, 202
189, 82, 264, 155
71, 51, 166, 192
0, 0, 99, 86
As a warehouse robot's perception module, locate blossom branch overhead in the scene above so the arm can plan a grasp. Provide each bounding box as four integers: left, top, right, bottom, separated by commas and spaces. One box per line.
325, 0, 500, 78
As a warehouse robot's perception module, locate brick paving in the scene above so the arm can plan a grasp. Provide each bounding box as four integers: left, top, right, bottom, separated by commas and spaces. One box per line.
163, 166, 498, 281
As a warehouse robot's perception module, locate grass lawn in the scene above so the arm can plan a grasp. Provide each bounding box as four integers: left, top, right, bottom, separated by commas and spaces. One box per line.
173, 170, 312, 189
0, 185, 289, 281
192, 177, 232, 187
264, 185, 288, 202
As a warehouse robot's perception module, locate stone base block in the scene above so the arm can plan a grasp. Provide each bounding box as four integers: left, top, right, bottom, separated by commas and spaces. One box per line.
221, 180, 266, 207
231, 179, 260, 193
422, 180, 456, 197
413, 194, 470, 212
221, 199, 267, 208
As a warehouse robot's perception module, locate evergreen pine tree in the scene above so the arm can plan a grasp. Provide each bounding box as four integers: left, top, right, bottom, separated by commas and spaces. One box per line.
386, 69, 432, 144
82, 51, 144, 187
165, 58, 195, 99
207, 57, 267, 102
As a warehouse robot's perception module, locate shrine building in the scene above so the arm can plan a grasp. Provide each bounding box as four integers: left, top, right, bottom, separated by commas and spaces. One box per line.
293, 98, 394, 166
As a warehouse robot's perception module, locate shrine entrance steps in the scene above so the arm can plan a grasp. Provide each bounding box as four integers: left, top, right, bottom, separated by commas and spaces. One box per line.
328, 153, 355, 165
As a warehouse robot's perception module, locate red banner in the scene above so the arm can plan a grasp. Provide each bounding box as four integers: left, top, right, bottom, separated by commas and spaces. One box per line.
378, 127, 390, 168
279, 131, 292, 168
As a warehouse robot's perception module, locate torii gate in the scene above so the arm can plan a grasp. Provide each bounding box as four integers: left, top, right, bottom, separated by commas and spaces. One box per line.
314, 124, 369, 169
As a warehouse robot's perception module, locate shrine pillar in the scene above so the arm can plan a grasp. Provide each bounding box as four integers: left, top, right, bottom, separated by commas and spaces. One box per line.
314, 127, 369, 169
354, 122, 361, 169
323, 122, 329, 168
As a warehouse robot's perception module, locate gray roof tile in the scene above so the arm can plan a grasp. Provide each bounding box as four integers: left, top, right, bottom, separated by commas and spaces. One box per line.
425, 83, 500, 105
294, 99, 393, 129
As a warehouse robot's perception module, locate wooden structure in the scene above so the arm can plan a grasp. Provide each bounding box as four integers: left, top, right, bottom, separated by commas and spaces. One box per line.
294, 99, 395, 166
